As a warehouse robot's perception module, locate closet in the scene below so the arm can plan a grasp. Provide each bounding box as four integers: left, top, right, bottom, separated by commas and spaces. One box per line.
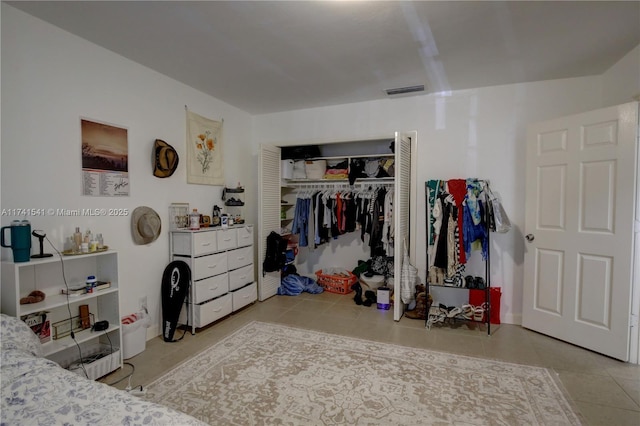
258, 133, 414, 321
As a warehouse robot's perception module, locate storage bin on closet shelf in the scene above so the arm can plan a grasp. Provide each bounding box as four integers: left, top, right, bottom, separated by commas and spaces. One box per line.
304, 160, 327, 180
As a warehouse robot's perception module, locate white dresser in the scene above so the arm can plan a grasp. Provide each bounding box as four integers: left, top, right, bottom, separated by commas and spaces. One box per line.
170, 225, 256, 333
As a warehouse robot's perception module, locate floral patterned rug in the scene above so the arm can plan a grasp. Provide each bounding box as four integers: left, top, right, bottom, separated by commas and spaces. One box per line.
145, 321, 582, 425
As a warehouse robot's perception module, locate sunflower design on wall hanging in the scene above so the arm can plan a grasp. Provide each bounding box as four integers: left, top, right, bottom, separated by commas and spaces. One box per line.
186, 108, 224, 185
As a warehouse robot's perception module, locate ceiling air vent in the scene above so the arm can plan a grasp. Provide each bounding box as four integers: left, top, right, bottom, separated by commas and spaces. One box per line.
385, 85, 425, 96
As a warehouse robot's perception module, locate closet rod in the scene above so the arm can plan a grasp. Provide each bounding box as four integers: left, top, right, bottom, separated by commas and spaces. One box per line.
289, 182, 393, 189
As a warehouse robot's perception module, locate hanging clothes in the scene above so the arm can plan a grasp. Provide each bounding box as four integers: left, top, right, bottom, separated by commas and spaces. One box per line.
426, 180, 442, 246
291, 196, 310, 247
433, 192, 453, 269
463, 196, 488, 260
344, 192, 357, 233
381, 188, 394, 255
357, 193, 371, 243
447, 179, 467, 265
369, 187, 387, 257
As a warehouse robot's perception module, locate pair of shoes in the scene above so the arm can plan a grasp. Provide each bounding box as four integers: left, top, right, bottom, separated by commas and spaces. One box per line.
436, 303, 462, 319
426, 306, 446, 329
405, 287, 429, 320
351, 282, 363, 305
443, 275, 463, 287
225, 198, 245, 206
363, 290, 377, 307
461, 304, 475, 320
465, 276, 486, 289
473, 303, 489, 322
429, 267, 445, 285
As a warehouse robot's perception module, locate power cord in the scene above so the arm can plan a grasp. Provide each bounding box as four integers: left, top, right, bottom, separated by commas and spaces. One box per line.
104, 361, 145, 395
46, 235, 89, 379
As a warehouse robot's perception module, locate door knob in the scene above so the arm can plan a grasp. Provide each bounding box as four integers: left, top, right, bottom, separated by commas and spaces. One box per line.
525, 234, 535, 242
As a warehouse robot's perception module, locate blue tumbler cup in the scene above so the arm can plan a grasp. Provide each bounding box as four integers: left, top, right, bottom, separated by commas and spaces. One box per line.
1, 220, 32, 262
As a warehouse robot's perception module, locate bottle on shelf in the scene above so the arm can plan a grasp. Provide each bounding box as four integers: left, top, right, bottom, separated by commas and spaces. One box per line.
73, 227, 83, 252
189, 209, 200, 230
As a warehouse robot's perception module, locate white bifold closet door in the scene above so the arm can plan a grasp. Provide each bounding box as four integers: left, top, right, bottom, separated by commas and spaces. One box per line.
393, 132, 413, 321
258, 144, 281, 301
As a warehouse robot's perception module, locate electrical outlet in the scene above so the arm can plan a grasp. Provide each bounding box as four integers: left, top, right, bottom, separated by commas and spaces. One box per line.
138, 296, 147, 312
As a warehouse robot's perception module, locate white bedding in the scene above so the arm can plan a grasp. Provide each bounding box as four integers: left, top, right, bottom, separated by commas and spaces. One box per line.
1, 313, 206, 425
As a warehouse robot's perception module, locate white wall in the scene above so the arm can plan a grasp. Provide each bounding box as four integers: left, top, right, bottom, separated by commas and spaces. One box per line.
1, 5, 254, 338
601, 44, 640, 107
252, 76, 610, 324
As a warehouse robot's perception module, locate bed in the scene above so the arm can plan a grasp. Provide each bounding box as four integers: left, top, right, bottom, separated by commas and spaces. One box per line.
0, 313, 206, 425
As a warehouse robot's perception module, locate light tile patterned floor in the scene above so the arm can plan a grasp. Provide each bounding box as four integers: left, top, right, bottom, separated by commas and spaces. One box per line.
103, 292, 640, 426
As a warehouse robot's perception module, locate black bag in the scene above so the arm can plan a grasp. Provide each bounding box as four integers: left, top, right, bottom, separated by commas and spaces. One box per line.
281, 145, 321, 160
369, 255, 394, 277
263, 231, 288, 274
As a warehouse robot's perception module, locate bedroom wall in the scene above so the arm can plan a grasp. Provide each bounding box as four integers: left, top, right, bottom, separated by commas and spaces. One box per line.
601, 44, 640, 107
1, 5, 254, 339
251, 77, 608, 325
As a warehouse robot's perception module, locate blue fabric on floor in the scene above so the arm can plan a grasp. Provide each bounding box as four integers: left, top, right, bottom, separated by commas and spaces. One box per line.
277, 275, 324, 296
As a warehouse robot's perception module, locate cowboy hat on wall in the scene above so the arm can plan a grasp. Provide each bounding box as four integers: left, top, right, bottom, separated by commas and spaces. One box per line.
153, 139, 179, 178
132, 206, 161, 245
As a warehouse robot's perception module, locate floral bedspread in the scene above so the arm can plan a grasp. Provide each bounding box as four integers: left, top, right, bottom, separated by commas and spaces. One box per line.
1, 314, 206, 425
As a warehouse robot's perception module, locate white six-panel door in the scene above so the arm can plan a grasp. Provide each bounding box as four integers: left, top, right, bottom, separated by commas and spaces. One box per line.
523, 102, 638, 361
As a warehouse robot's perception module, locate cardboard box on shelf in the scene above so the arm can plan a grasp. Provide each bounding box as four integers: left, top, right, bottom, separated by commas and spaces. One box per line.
21, 311, 51, 343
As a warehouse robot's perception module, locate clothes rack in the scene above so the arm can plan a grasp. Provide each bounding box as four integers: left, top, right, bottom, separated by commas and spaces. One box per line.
423, 178, 493, 335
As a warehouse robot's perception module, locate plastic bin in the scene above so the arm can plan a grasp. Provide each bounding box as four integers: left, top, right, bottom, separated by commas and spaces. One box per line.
315, 269, 358, 294
469, 287, 501, 324
121, 312, 149, 359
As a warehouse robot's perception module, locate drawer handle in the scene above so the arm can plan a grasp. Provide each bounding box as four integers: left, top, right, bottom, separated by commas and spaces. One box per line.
208, 264, 218, 269
239, 275, 247, 279
209, 285, 219, 291
237, 256, 245, 260
213, 307, 222, 312
201, 242, 211, 246
224, 238, 232, 242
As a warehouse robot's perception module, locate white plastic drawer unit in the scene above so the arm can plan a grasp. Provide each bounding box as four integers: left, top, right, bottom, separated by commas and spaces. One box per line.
229, 264, 254, 291
187, 293, 233, 328
193, 252, 228, 281
227, 246, 253, 271
172, 231, 217, 257
193, 273, 228, 304
232, 282, 257, 311
237, 226, 253, 247
216, 229, 237, 251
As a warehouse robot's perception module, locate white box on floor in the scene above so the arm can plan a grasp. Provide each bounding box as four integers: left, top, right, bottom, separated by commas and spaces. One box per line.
122, 322, 146, 359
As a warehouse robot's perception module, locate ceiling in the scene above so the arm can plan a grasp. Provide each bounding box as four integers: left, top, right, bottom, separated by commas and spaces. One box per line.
7, 1, 640, 115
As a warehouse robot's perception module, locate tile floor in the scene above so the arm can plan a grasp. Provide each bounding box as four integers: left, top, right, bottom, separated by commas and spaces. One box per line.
103, 292, 640, 425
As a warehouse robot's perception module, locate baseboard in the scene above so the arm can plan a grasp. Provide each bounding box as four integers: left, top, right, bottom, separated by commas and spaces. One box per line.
146, 324, 160, 341
502, 313, 522, 325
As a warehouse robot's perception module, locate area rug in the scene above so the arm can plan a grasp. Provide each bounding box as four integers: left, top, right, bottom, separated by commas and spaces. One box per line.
144, 321, 582, 425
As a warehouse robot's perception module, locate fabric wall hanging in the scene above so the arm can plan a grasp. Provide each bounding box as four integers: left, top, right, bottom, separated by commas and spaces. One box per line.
186, 108, 223, 185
